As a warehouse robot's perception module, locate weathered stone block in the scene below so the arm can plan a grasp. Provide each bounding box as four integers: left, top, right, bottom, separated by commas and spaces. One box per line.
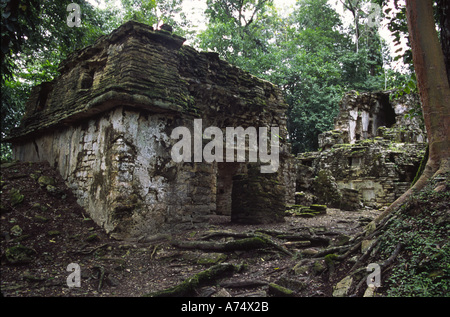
231, 163, 285, 224
312, 170, 342, 208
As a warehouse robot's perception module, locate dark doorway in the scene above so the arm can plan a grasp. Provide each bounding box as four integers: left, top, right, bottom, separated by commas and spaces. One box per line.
215, 162, 240, 215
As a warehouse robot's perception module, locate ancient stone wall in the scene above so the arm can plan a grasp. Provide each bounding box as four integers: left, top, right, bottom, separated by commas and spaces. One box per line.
231, 162, 286, 224
319, 91, 426, 149
296, 91, 427, 209
8, 21, 291, 239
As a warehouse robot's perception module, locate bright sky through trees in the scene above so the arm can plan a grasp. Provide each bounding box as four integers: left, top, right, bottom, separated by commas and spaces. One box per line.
87, 0, 407, 71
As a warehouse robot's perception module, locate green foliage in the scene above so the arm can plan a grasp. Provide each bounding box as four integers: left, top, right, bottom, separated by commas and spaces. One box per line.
1, 0, 113, 159
0, 143, 12, 162
278, 0, 388, 152
1, 0, 108, 83
377, 175, 450, 297
197, 0, 277, 74
384, 230, 450, 296
1, 78, 29, 135
1, 77, 31, 161
1, 0, 40, 81
198, 0, 392, 153
118, 0, 192, 37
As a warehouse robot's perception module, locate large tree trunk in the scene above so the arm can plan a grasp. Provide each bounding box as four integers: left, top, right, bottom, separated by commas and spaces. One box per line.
437, 0, 450, 82
376, 0, 450, 223
408, 0, 450, 174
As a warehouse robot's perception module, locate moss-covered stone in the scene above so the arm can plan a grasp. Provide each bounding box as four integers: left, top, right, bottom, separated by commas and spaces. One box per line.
310, 204, 327, 212
297, 90, 426, 209
0, 161, 18, 169
297, 212, 317, 218
268, 283, 295, 297
333, 275, 353, 297
324, 253, 339, 266
10, 225, 23, 236
312, 170, 342, 208
37, 175, 55, 187
334, 234, 351, 246
34, 215, 49, 223
31, 203, 48, 212
197, 252, 227, 265
47, 230, 61, 236
9, 188, 24, 206
292, 263, 310, 275
231, 163, 286, 225
85, 233, 100, 242
286, 203, 328, 217
312, 259, 326, 274
5, 245, 36, 264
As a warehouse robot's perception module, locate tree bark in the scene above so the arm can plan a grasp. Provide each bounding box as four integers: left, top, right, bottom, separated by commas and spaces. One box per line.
437, 0, 450, 83
376, 0, 450, 223
171, 235, 294, 256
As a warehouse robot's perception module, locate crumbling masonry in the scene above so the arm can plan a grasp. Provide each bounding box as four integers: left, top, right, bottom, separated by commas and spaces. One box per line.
295, 90, 427, 210
7, 21, 291, 239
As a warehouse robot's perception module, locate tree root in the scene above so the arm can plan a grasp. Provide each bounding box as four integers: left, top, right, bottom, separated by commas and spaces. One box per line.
351, 242, 403, 296
255, 229, 331, 247
171, 235, 293, 256
380, 242, 403, 269
312, 245, 353, 259
143, 263, 240, 297
199, 231, 255, 240
71, 243, 109, 255
219, 279, 268, 288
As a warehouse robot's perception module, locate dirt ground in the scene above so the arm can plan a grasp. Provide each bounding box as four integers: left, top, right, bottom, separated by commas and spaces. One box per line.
1, 161, 381, 298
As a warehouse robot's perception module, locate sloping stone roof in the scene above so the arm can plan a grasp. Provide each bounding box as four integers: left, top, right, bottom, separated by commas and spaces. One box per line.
8, 21, 287, 142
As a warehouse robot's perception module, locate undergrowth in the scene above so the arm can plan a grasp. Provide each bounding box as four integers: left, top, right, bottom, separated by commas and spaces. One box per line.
376, 173, 450, 296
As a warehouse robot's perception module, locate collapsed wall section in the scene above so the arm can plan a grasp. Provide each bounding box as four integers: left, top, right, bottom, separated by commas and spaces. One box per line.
296, 91, 427, 209
320, 91, 425, 149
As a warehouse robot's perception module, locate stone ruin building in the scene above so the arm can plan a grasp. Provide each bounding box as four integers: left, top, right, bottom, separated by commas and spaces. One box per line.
6, 21, 427, 240
295, 90, 427, 210
7, 21, 293, 240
